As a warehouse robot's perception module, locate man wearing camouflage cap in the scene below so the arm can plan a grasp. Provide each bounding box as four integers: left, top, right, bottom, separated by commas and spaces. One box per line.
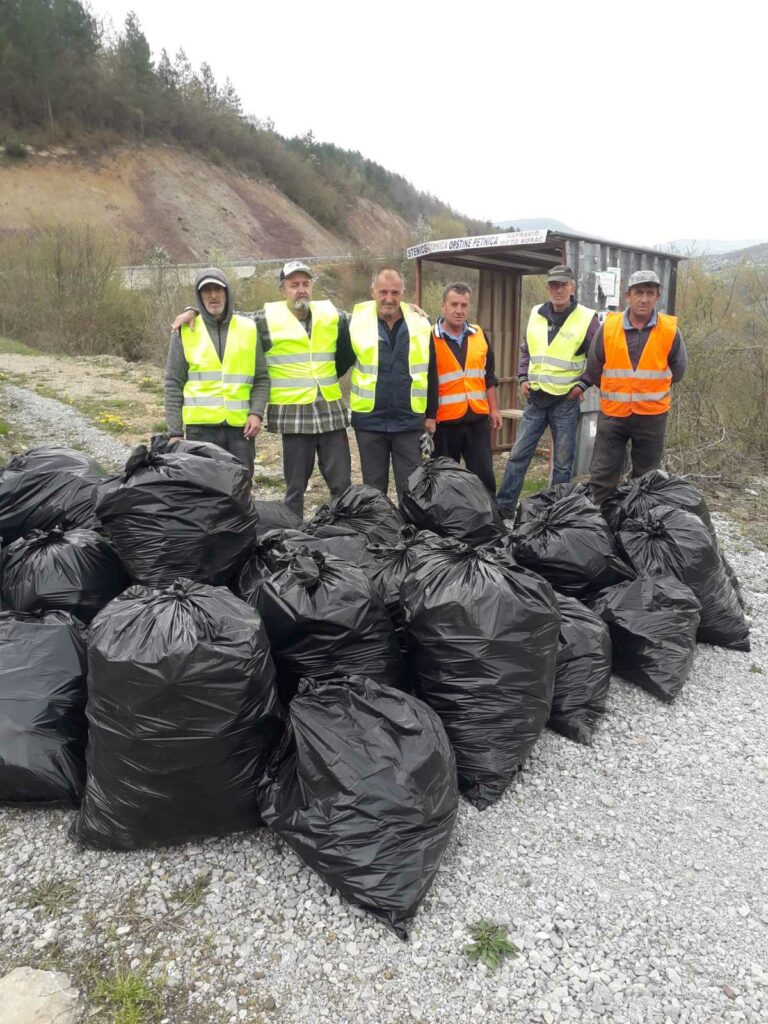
587, 269, 687, 504
497, 264, 599, 516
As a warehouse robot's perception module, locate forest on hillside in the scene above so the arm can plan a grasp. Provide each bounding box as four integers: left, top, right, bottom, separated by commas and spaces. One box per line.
0, 0, 494, 238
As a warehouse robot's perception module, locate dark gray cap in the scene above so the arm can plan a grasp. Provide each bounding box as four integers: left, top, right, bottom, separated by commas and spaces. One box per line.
547, 264, 575, 283
279, 260, 314, 282
628, 269, 661, 288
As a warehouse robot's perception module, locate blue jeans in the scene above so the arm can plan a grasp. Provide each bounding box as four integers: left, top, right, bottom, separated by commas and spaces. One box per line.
496, 396, 580, 512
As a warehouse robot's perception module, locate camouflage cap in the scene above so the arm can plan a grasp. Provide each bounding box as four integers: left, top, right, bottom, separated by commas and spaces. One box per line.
628, 269, 661, 288
279, 260, 314, 282
547, 264, 575, 283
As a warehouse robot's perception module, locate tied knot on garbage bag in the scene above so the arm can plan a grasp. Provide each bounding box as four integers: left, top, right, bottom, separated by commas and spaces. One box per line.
257, 673, 458, 939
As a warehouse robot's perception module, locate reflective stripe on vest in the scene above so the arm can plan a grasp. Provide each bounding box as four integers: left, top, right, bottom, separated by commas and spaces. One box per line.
181, 315, 257, 427
263, 300, 341, 405
599, 312, 678, 417
434, 325, 490, 422
348, 301, 432, 413
526, 302, 594, 395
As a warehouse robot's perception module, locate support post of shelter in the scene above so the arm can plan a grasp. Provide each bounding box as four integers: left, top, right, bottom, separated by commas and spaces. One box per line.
415, 258, 422, 308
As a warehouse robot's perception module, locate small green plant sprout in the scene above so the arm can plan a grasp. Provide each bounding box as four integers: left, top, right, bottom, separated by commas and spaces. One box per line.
464, 919, 519, 969
750, 664, 764, 674
94, 965, 160, 1024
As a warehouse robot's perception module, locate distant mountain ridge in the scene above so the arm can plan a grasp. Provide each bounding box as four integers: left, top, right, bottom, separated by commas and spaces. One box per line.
495, 217, 577, 233
660, 238, 768, 256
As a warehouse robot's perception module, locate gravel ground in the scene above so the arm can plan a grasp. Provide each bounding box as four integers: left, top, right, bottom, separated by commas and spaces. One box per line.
1, 385, 767, 1024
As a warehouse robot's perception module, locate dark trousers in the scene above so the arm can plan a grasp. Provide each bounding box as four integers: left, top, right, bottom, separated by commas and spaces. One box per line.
589, 412, 668, 505
282, 429, 351, 520
184, 424, 255, 478
433, 418, 496, 495
355, 429, 421, 500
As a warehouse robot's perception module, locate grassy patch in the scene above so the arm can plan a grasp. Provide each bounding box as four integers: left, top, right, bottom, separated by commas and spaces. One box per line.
464, 919, 519, 970
750, 664, 764, 674
0, 418, 10, 436
93, 964, 164, 1024
519, 473, 551, 500
0, 336, 42, 356
252, 473, 285, 490
25, 877, 78, 915
138, 376, 163, 394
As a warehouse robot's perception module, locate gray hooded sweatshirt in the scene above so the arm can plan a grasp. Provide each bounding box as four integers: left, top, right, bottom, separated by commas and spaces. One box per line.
163, 266, 270, 436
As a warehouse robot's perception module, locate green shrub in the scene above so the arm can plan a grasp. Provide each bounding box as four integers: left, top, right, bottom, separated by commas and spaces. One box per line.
3, 139, 27, 159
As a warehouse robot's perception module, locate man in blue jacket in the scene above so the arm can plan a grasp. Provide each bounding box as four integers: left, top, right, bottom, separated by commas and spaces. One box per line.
337, 267, 435, 499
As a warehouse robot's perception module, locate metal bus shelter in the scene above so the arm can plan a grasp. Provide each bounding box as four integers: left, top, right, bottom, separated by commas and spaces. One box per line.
407, 227, 685, 469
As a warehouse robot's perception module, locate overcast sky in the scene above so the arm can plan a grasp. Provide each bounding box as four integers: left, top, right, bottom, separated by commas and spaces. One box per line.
90, 0, 763, 248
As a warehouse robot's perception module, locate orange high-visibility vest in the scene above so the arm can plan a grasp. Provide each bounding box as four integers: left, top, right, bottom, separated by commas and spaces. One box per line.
600, 313, 678, 417
434, 325, 490, 422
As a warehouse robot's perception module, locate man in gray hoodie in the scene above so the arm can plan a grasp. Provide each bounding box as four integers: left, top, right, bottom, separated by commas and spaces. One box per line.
164, 267, 270, 477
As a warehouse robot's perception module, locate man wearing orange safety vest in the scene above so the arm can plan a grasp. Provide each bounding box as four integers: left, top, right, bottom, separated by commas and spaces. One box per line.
425, 282, 502, 495
587, 269, 687, 505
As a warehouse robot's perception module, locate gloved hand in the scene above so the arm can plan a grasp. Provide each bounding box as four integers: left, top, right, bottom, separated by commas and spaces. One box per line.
419, 431, 435, 458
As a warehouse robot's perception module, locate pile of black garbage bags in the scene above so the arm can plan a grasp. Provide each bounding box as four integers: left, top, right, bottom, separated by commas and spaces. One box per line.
0, 442, 751, 937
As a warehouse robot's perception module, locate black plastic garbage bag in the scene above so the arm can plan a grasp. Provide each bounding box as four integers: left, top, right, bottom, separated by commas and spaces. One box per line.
0, 610, 88, 805
1, 526, 128, 623
154, 434, 246, 465
252, 501, 302, 536
236, 527, 376, 605
602, 470, 745, 609
618, 506, 749, 650
400, 458, 505, 547
0, 446, 107, 544
95, 442, 258, 587
293, 524, 379, 568
401, 538, 559, 808
366, 526, 442, 640
588, 574, 701, 700
257, 674, 458, 938
550, 594, 612, 745
510, 492, 629, 598
305, 484, 404, 546
515, 481, 594, 527
74, 579, 283, 850
255, 550, 402, 705
602, 469, 713, 533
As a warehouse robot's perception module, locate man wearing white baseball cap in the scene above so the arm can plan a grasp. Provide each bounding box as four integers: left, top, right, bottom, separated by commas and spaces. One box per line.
587, 269, 687, 504
172, 260, 351, 516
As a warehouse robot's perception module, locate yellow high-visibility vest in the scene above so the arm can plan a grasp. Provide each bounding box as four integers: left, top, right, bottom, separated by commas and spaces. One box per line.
181, 315, 256, 426
348, 301, 431, 413
526, 303, 595, 395
263, 300, 341, 405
